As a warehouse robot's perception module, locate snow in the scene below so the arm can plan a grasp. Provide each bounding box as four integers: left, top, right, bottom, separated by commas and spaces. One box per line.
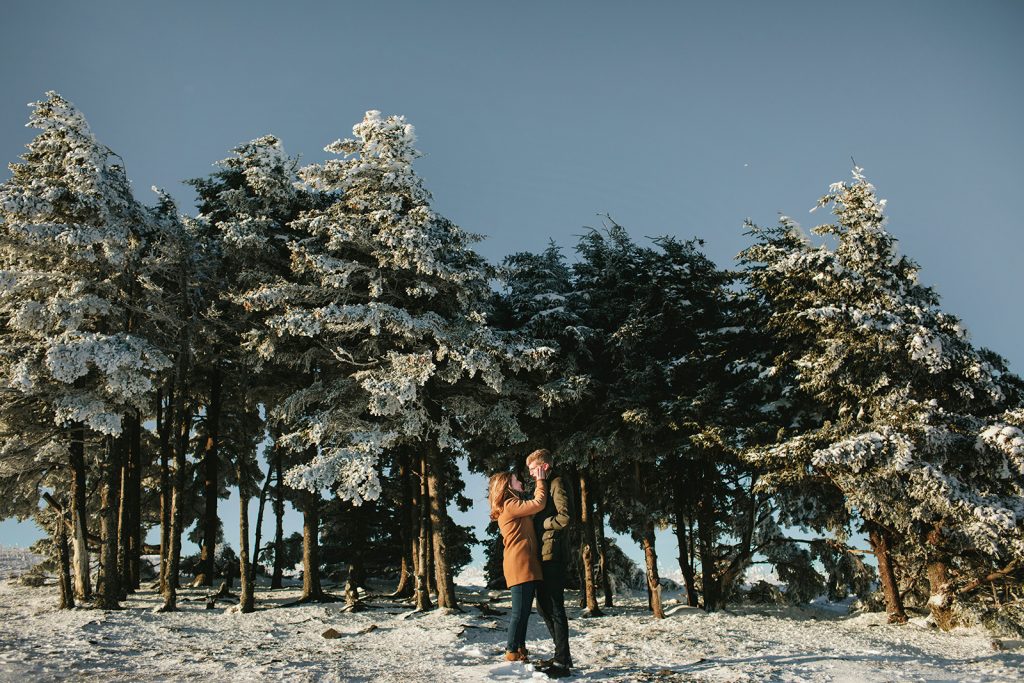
0, 546, 43, 580
1, 549, 1020, 682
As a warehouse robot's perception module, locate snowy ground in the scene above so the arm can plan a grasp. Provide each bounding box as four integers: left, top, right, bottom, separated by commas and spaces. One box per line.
0, 548, 1021, 682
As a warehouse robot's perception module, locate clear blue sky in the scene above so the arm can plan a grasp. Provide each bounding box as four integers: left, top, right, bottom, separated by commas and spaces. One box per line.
2, 1, 1022, 573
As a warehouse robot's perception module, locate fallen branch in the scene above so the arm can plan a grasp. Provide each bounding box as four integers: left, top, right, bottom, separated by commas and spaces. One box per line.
205, 581, 238, 609
456, 623, 502, 637
959, 562, 1021, 595
468, 601, 505, 616
278, 593, 343, 608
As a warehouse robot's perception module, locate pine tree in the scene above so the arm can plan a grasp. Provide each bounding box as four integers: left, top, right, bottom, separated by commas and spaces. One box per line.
186, 134, 316, 606
743, 168, 1024, 628
144, 190, 203, 611
244, 111, 547, 609
0, 92, 170, 609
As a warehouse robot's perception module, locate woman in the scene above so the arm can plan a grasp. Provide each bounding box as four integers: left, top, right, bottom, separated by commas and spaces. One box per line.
489, 463, 549, 662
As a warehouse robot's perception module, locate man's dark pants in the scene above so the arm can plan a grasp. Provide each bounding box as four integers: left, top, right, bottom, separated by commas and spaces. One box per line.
535, 559, 572, 668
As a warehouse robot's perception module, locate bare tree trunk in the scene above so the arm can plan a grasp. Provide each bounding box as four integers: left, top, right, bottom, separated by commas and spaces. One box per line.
426, 530, 437, 596
56, 506, 74, 609
252, 458, 274, 582
410, 529, 421, 598
641, 521, 665, 618
44, 494, 74, 609
116, 430, 131, 597
674, 516, 698, 607
414, 453, 433, 611
298, 489, 332, 602
162, 248, 193, 608
426, 448, 458, 610
696, 458, 721, 612
199, 367, 222, 586
925, 524, 956, 631
866, 521, 907, 624
671, 458, 699, 607
157, 387, 171, 595
128, 410, 143, 590
271, 444, 285, 589
161, 383, 190, 611
344, 506, 366, 612
594, 485, 613, 607
96, 434, 122, 609
238, 460, 255, 613
391, 453, 414, 598
579, 471, 603, 616
69, 422, 91, 602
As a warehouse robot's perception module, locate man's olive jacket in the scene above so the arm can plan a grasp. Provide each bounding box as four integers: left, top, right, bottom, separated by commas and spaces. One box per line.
533, 471, 574, 563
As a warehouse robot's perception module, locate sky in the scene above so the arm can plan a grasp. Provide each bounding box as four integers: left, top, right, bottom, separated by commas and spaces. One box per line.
1, 1, 1022, 572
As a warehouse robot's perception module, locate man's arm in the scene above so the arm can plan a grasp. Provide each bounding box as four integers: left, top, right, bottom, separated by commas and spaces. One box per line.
543, 476, 571, 531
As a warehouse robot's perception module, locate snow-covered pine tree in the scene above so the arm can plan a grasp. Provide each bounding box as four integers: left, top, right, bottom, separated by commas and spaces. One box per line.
733, 221, 868, 609
0, 92, 170, 609
244, 111, 548, 610
186, 135, 317, 608
744, 168, 1023, 629
141, 189, 205, 611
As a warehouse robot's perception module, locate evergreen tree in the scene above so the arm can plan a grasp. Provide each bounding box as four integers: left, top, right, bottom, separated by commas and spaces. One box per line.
245, 111, 546, 609
186, 134, 316, 606
743, 168, 1023, 628
0, 92, 169, 608
145, 191, 204, 611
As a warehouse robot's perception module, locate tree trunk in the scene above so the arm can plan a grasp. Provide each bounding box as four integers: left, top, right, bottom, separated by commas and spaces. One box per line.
866, 522, 907, 624
925, 524, 956, 631
252, 458, 273, 582
696, 458, 720, 611
96, 434, 122, 609
579, 471, 603, 616
271, 444, 285, 589
162, 251, 193, 608
238, 461, 255, 614
128, 410, 143, 590
199, 367, 222, 586
69, 422, 91, 602
674, 517, 698, 608
391, 453, 415, 598
344, 515, 366, 614
671, 458, 699, 607
426, 447, 458, 610
594, 485, 613, 607
414, 452, 433, 611
45, 494, 74, 609
116, 430, 131, 597
56, 506, 74, 609
299, 490, 329, 602
642, 521, 665, 618
161, 382, 190, 611
157, 388, 171, 595
408, 457, 422, 599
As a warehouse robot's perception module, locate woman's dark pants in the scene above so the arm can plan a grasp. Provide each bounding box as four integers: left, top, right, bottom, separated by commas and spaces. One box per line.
506, 580, 537, 653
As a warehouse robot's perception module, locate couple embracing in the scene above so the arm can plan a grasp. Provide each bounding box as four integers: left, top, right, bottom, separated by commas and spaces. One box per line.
489, 449, 573, 679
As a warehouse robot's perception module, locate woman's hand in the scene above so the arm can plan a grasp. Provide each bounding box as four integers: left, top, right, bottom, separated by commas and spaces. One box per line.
530, 464, 549, 481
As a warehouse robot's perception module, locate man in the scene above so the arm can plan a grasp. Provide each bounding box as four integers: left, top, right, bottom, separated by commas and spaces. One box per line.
526, 448, 573, 679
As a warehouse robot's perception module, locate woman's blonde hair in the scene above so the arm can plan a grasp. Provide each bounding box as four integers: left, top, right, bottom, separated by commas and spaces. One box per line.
488, 472, 514, 521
